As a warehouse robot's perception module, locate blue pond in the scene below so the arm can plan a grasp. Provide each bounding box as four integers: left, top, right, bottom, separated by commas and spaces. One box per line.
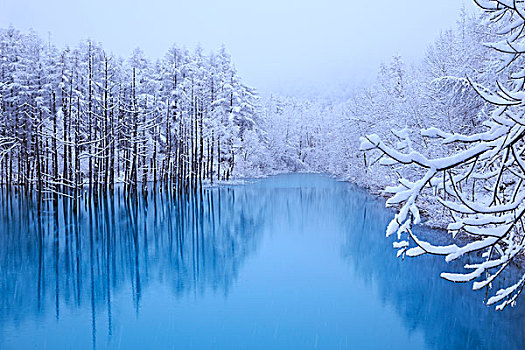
0, 174, 524, 349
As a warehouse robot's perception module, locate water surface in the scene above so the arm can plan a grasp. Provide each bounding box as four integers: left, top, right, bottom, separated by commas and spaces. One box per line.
0, 174, 524, 349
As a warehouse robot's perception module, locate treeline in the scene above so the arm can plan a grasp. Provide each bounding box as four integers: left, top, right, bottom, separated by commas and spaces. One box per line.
0, 27, 263, 200
261, 9, 504, 225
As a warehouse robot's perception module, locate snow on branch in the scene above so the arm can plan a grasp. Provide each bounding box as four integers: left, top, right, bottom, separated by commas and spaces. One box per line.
360, 0, 525, 310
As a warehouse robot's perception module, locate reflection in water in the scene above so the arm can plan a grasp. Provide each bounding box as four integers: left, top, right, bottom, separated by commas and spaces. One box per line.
0, 174, 524, 349
0, 186, 266, 347
338, 185, 525, 350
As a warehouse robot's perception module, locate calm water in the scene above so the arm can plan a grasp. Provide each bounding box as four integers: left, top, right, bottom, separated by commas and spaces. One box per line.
0, 174, 524, 349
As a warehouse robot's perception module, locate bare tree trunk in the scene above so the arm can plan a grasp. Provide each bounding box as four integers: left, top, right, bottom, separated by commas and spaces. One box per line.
62, 64, 69, 195
74, 96, 81, 210
199, 104, 204, 188
141, 97, 148, 195
103, 55, 110, 194
88, 41, 93, 193
52, 90, 59, 200
164, 99, 171, 189
217, 136, 221, 182
152, 96, 158, 189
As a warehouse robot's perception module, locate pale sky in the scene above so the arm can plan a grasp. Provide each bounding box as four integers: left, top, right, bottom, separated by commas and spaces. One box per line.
0, 0, 477, 95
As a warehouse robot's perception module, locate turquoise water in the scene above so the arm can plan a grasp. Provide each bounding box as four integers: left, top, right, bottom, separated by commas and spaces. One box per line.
0, 174, 523, 349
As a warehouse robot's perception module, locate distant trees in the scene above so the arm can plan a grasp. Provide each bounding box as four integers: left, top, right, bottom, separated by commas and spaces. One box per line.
0, 28, 263, 200
360, 0, 525, 309
257, 6, 500, 189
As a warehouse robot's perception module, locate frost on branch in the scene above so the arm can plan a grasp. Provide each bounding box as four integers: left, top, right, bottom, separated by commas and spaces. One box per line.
360, 0, 525, 310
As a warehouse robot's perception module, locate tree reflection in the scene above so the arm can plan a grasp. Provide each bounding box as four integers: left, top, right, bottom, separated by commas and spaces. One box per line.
0, 185, 266, 343
2, 175, 524, 349
338, 185, 525, 350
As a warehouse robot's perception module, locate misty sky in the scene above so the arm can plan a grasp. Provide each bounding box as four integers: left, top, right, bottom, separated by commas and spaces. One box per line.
0, 0, 476, 95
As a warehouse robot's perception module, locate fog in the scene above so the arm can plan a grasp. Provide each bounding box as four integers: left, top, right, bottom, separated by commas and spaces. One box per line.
0, 0, 476, 95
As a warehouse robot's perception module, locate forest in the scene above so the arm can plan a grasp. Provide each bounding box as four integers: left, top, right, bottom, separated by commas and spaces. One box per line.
0, 33, 261, 200
0, 9, 496, 199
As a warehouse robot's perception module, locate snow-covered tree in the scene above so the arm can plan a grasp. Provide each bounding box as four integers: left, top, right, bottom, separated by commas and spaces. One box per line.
360, 0, 525, 310
0, 27, 265, 198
